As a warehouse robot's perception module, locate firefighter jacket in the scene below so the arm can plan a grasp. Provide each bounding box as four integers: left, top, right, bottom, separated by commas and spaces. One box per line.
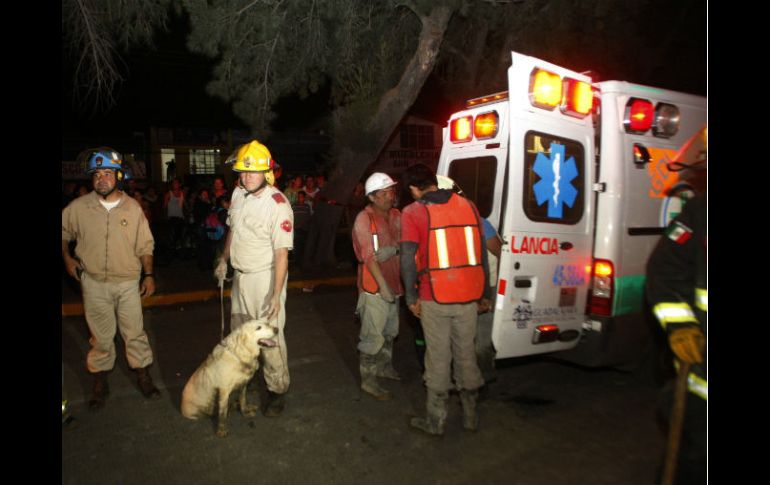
646, 194, 707, 400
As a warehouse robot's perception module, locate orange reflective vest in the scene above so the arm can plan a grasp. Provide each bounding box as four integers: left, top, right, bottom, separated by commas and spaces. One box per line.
360, 212, 380, 294
426, 193, 485, 304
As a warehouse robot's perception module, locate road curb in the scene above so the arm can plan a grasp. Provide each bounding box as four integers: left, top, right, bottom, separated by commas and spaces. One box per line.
61, 276, 357, 317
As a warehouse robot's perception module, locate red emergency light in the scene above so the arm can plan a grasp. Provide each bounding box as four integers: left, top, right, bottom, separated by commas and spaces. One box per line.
474, 111, 499, 139
624, 98, 654, 133
529, 68, 562, 110
450, 116, 473, 143
561, 78, 593, 118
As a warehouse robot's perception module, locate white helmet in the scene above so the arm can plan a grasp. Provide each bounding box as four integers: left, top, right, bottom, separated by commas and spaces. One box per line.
436, 175, 463, 195
365, 172, 397, 196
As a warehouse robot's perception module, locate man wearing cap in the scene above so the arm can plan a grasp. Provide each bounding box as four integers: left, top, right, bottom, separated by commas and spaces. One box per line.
352, 173, 403, 400
215, 140, 293, 417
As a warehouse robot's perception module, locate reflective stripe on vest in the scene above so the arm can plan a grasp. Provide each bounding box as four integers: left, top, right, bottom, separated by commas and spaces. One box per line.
653, 302, 697, 329
426, 193, 485, 304
361, 212, 380, 294
695, 287, 708, 312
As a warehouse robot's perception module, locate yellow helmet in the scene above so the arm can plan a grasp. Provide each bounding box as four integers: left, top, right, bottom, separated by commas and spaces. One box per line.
225, 140, 274, 173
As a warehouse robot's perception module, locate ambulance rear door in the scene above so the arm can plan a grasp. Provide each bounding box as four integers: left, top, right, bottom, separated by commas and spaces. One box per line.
492, 52, 596, 359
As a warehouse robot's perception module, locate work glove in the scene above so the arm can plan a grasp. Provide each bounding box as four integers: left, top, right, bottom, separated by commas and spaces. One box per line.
669, 326, 705, 364
214, 257, 228, 283
378, 282, 395, 303
375, 245, 399, 262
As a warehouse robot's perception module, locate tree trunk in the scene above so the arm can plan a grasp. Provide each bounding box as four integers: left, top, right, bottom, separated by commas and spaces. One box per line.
303, 5, 454, 268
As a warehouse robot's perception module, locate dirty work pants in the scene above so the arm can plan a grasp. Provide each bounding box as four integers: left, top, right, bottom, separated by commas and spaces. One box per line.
231, 269, 290, 394
81, 273, 154, 373
356, 292, 399, 355
420, 300, 484, 392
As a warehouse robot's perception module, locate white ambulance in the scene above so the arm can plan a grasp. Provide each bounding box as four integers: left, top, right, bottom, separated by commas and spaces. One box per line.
436, 51, 706, 367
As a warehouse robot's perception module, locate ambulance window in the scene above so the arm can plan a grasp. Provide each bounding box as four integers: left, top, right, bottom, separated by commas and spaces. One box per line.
447, 156, 496, 218
522, 131, 584, 224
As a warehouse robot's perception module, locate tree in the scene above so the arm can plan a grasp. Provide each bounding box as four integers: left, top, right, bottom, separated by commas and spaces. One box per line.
181, 0, 469, 266
62, 0, 172, 114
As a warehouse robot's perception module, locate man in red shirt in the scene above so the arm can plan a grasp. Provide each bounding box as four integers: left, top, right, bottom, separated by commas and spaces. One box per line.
400, 164, 492, 435
352, 173, 403, 400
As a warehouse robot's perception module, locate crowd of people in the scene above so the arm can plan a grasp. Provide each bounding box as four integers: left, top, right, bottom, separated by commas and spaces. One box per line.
62, 169, 332, 272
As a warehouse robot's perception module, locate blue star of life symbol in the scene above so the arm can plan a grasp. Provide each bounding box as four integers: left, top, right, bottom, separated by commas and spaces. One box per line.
533, 142, 579, 219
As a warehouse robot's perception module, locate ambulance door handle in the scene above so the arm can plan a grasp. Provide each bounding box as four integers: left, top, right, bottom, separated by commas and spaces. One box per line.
560, 241, 573, 251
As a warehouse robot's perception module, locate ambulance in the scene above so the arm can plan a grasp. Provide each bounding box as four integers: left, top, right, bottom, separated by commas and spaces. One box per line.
436, 51, 706, 367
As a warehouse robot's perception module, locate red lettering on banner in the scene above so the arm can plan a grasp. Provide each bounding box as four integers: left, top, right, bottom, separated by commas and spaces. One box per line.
510, 236, 559, 255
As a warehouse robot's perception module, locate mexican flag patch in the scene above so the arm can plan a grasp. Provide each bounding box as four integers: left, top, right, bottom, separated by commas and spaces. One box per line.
666, 221, 693, 244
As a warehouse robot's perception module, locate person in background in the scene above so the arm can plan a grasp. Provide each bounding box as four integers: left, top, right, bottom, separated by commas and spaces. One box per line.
290, 191, 312, 266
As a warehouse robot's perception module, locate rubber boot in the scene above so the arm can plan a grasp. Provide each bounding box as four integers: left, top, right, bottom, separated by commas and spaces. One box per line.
410, 389, 448, 436
136, 366, 161, 399
460, 389, 479, 432
264, 390, 286, 417
376, 336, 401, 381
88, 371, 109, 410
360, 353, 391, 401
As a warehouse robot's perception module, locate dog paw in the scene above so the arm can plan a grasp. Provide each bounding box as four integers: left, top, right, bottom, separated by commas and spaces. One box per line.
240, 404, 259, 417
216, 426, 229, 438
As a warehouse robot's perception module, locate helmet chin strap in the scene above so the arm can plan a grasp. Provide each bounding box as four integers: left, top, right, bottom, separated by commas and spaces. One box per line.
242, 175, 268, 196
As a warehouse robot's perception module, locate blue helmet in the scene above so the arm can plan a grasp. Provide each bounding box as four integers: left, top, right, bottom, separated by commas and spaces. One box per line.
86, 148, 123, 174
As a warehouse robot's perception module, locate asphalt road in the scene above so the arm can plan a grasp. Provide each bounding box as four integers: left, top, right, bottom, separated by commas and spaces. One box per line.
62, 285, 665, 485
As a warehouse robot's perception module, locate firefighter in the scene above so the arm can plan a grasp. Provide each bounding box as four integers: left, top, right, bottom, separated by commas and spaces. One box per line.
62, 147, 160, 410
215, 140, 293, 417
400, 163, 493, 435
352, 172, 403, 400
645, 126, 707, 484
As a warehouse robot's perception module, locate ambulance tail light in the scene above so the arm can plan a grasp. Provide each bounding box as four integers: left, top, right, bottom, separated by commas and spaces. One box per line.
561, 78, 593, 118
624, 98, 654, 133
532, 324, 560, 344
589, 259, 614, 316
652, 103, 680, 138
474, 111, 499, 139
450, 116, 473, 143
529, 68, 562, 110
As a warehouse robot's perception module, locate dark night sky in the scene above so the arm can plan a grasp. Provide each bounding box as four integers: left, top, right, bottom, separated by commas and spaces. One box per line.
62, 8, 707, 145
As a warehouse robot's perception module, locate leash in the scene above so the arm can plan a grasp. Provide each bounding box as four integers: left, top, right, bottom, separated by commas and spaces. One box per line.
218, 276, 232, 341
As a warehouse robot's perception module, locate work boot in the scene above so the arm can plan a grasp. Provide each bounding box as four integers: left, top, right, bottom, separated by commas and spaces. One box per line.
88, 371, 110, 410
360, 353, 392, 401
410, 389, 448, 436
376, 337, 401, 381
264, 391, 286, 417
136, 366, 161, 400
460, 389, 479, 432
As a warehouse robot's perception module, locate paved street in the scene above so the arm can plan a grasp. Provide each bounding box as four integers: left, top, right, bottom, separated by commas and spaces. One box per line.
62, 281, 665, 485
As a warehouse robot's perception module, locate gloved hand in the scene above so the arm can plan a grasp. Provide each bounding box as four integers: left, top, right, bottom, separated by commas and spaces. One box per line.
669, 326, 705, 364
214, 257, 228, 283
379, 282, 395, 303
375, 245, 399, 262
